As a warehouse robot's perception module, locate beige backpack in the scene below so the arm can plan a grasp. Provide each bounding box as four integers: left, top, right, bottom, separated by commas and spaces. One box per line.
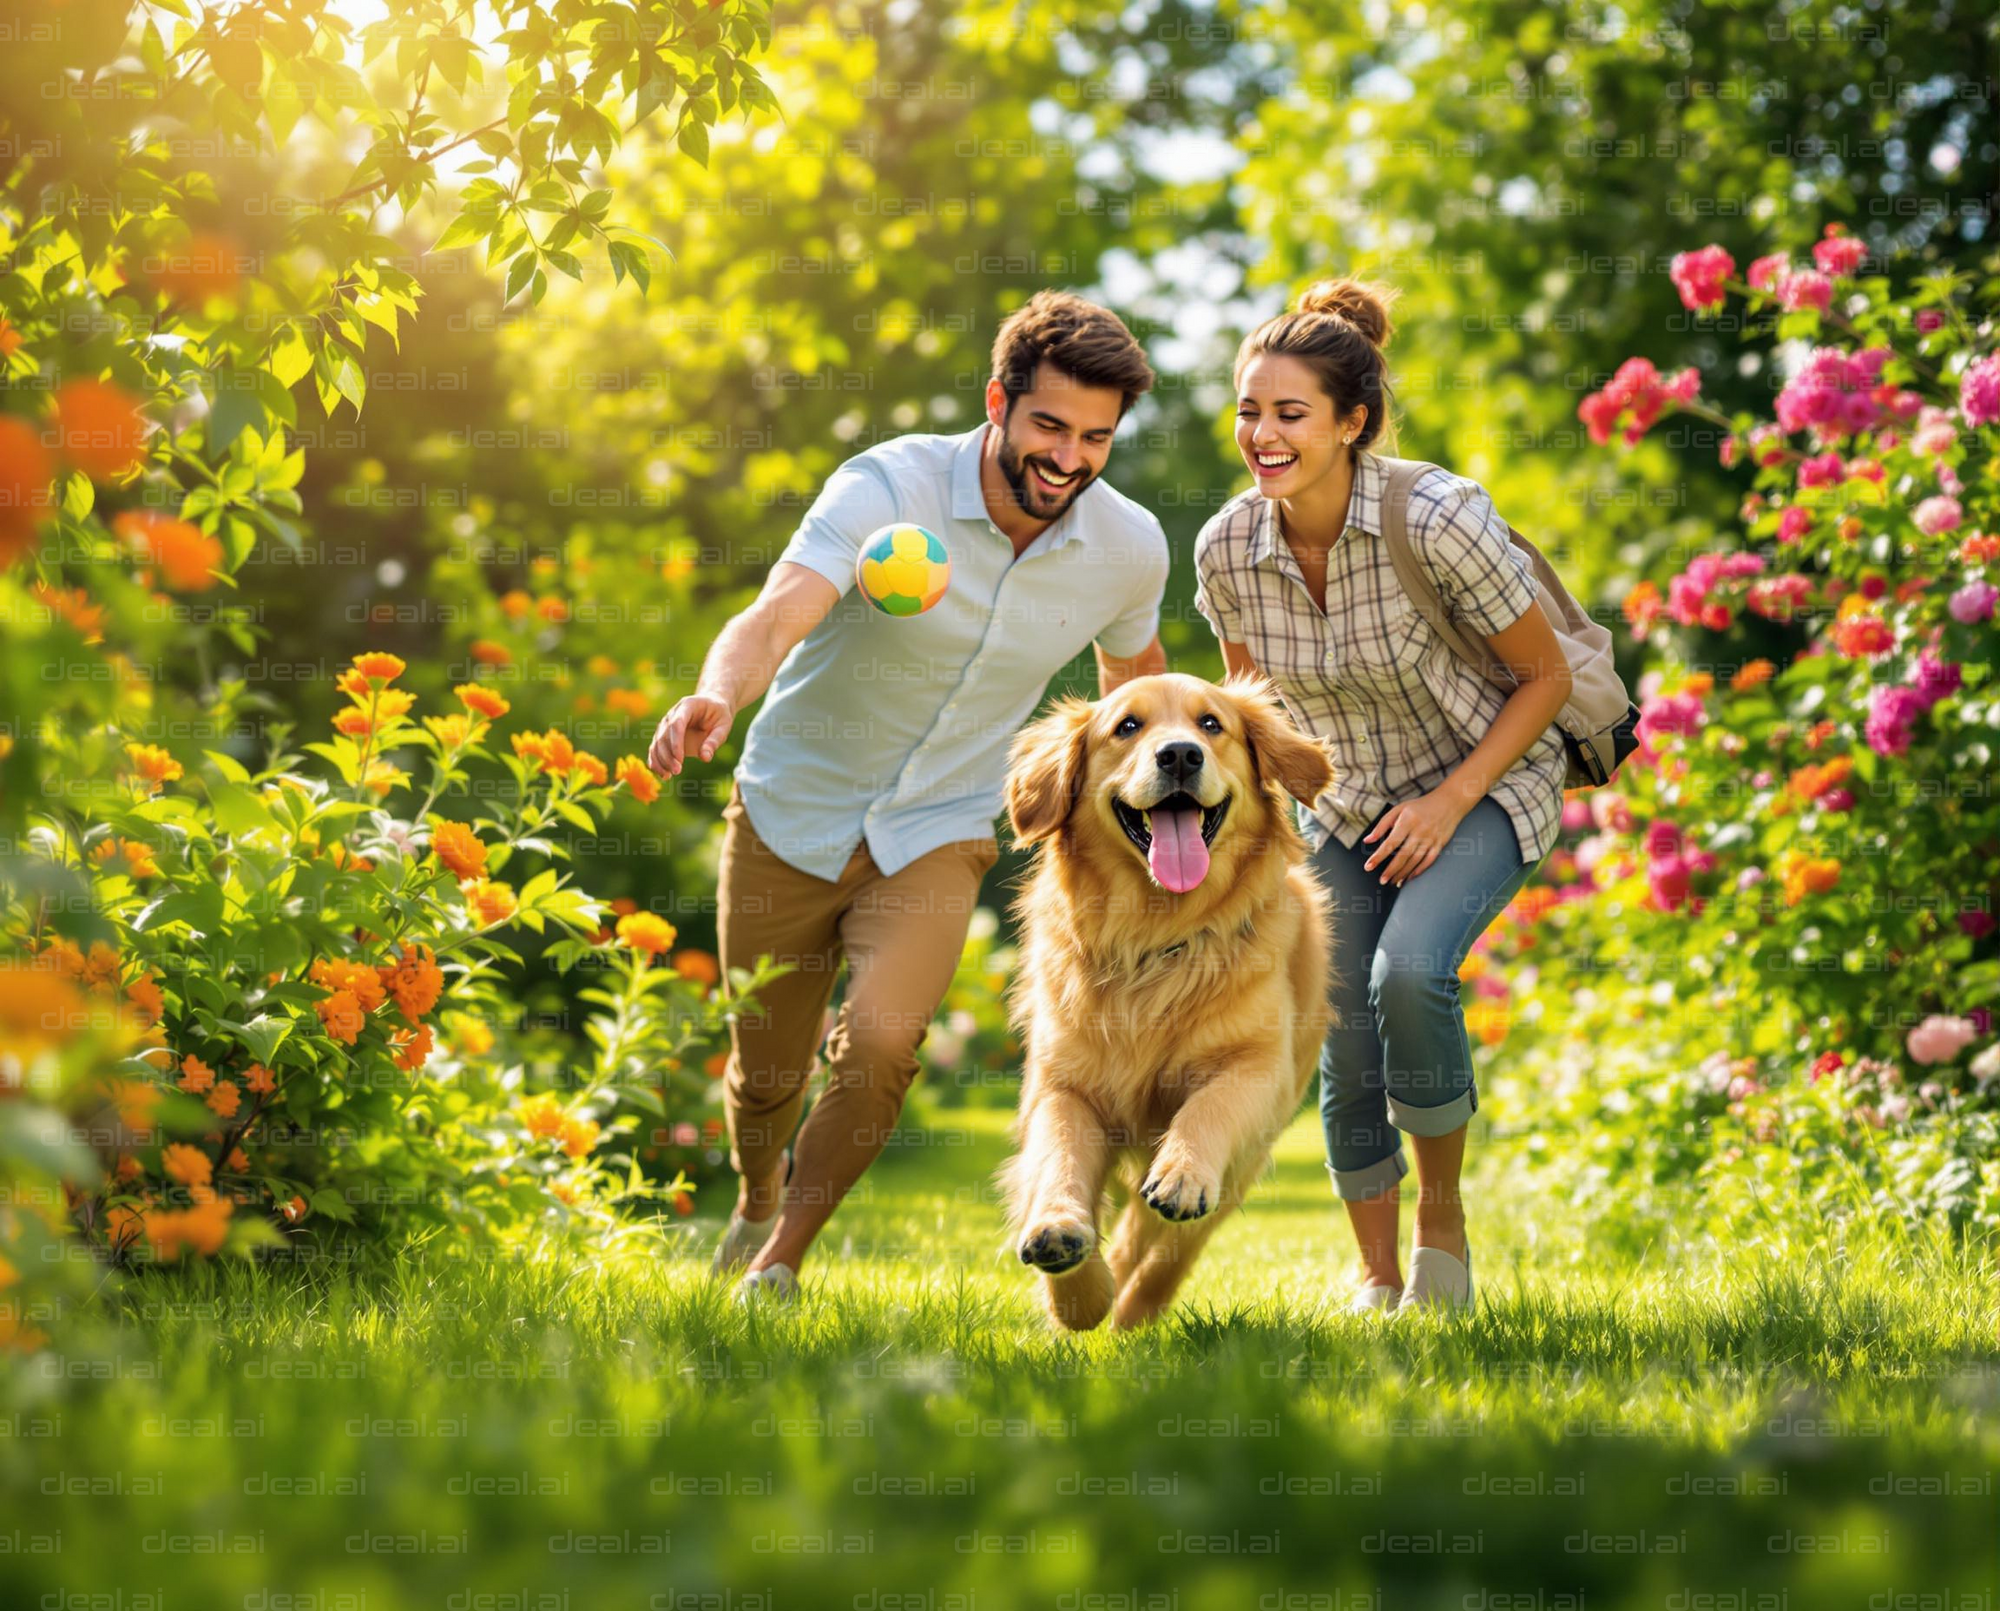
1376, 456, 1641, 789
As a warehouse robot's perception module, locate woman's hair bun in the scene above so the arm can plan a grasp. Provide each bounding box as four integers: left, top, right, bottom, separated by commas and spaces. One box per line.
1292, 277, 1397, 348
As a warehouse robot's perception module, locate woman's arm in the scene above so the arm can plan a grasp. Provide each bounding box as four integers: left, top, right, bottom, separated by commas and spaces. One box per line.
1219, 639, 1260, 679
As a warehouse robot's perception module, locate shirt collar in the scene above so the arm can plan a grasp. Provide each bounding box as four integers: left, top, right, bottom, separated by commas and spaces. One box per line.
952, 420, 1091, 548
1251, 448, 1383, 564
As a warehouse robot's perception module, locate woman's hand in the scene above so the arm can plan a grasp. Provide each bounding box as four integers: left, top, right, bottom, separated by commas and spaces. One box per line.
1363, 787, 1470, 886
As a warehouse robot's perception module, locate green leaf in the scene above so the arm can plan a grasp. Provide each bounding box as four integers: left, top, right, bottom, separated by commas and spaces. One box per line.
310, 1187, 357, 1224
504, 250, 536, 303
676, 118, 709, 166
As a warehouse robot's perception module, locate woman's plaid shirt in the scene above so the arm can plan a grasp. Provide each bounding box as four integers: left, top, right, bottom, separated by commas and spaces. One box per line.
1193, 451, 1566, 866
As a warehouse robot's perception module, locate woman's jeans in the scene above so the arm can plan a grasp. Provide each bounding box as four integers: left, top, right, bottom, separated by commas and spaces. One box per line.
1310, 795, 1544, 1201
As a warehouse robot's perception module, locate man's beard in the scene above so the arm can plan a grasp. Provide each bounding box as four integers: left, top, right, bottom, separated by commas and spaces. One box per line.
996, 431, 1092, 520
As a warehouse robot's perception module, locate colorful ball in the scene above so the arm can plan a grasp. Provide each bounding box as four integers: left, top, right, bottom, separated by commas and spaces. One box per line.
855, 523, 951, 616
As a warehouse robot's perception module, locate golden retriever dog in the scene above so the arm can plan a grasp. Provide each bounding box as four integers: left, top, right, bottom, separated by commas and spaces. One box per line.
997, 672, 1335, 1331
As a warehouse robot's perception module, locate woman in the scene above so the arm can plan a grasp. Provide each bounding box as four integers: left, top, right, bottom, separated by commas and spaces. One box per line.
1192, 278, 1572, 1315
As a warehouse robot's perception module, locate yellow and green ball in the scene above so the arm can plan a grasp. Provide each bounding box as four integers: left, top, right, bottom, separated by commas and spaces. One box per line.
855, 524, 951, 616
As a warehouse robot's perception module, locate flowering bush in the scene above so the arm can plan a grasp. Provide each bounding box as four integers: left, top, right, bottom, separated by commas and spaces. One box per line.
0, 3, 777, 1354
1494, 225, 2000, 1233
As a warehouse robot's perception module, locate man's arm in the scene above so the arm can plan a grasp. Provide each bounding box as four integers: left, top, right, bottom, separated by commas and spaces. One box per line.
1095, 632, 1167, 696
647, 562, 841, 778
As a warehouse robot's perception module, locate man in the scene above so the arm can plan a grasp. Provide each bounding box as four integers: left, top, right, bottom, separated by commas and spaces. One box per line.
647, 290, 1170, 1301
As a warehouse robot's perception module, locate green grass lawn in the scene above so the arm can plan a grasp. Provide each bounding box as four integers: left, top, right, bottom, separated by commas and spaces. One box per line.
7, 1104, 1998, 1607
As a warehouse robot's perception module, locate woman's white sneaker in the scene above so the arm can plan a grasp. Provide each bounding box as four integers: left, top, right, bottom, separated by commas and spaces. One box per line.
1349, 1281, 1403, 1316
711, 1209, 777, 1274
1396, 1241, 1473, 1313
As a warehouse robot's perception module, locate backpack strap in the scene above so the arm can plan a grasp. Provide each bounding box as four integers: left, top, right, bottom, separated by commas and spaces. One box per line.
1373, 455, 1514, 692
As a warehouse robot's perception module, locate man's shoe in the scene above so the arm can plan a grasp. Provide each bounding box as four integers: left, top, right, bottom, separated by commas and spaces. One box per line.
735, 1262, 798, 1305
711, 1149, 791, 1274
1396, 1240, 1473, 1313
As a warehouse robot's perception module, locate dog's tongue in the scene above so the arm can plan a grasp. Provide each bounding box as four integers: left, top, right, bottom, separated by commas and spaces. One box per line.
1147, 805, 1209, 892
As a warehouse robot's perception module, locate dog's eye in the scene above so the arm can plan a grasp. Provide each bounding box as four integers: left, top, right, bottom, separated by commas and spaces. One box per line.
1198, 714, 1224, 735
1114, 715, 1143, 738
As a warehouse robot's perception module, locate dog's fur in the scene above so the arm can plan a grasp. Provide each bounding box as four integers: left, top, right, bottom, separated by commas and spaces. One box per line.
998, 672, 1335, 1330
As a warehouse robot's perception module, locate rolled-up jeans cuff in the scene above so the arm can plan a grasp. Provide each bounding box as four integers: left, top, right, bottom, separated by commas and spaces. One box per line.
1387, 1085, 1477, 1137
1328, 1148, 1407, 1202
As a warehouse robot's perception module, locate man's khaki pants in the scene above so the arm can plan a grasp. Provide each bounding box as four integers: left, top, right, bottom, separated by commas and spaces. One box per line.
716, 780, 1000, 1215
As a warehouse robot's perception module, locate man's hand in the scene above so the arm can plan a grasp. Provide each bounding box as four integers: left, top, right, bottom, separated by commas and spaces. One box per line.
648, 694, 735, 780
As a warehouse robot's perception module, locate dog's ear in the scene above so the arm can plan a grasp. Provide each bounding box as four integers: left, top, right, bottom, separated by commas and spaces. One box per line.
1223, 672, 1334, 810
1004, 695, 1095, 845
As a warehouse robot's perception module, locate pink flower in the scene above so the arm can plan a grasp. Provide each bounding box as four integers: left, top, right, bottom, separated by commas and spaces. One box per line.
1960, 354, 2000, 429
1958, 910, 1995, 940
1864, 685, 1925, 757
1910, 647, 1962, 710
1777, 269, 1833, 313
1911, 406, 1958, 456
1737, 866, 1765, 891
1589, 792, 1634, 835
1906, 1014, 1978, 1066
1747, 254, 1789, 292
1642, 818, 1684, 861
1915, 309, 1945, 334
1913, 495, 1963, 535
1948, 581, 1997, 624
1636, 692, 1706, 746
1747, 573, 1812, 620
1646, 854, 1691, 913
1775, 507, 1813, 546
1670, 245, 1735, 312
1579, 357, 1702, 447
1818, 787, 1855, 813
1775, 347, 1892, 441
1811, 226, 1866, 278
1796, 452, 1846, 488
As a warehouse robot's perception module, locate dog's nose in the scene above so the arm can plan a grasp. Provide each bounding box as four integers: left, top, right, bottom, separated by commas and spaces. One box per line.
1154, 741, 1204, 784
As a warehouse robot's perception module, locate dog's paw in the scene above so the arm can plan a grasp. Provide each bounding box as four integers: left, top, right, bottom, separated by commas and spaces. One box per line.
1140, 1153, 1221, 1223
1018, 1215, 1095, 1275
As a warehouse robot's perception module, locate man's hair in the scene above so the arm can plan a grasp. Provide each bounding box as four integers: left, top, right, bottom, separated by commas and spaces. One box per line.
990, 290, 1157, 419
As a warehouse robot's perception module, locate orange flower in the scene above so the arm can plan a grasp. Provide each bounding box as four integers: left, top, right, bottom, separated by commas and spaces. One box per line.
537, 596, 569, 623
281, 1195, 310, 1223
431, 820, 488, 880
361, 760, 407, 797
309, 957, 386, 1012
470, 639, 513, 666
177, 1054, 216, 1094
616, 912, 678, 956
1778, 851, 1842, 906
447, 1015, 495, 1057
125, 972, 164, 1025
537, 730, 577, 775
125, 743, 182, 791
393, 1023, 434, 1072
114, 1154, 145, 1182
671, 949, 720, 986
53, 378, 149, 480
113, 510, 222, 592
424, 714, 471, 749
315, 988, 366, 1045
465, 880, 516, 925
499, 589, 533, 620
605, 688, 651, 718
456, 683, 510, 720
333, 707, 376, 738
103, 1077, 161, 1134
226, 1147, 249, 1172
351, 652, 406, 683
377, 942, 444, 1021
32, 580, 103, 641
517, 1093, 564, 1139
162, 1142, 213, 1188
145, 230, 242, 303
573, 753, 608, 787
205, 1080, 242, 1119
1679, 672, 1714, 699
244, 1063, 275, 1095
511, 731, 547, 764
0, 415, 54, 567
1788, 755, 1854, 803
616, 755, 660, 803
1731, 658, 1776, 691
557, 1113, 600, 1158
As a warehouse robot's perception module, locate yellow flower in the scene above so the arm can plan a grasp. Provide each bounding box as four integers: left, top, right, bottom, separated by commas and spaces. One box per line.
125, 743, 182, 790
